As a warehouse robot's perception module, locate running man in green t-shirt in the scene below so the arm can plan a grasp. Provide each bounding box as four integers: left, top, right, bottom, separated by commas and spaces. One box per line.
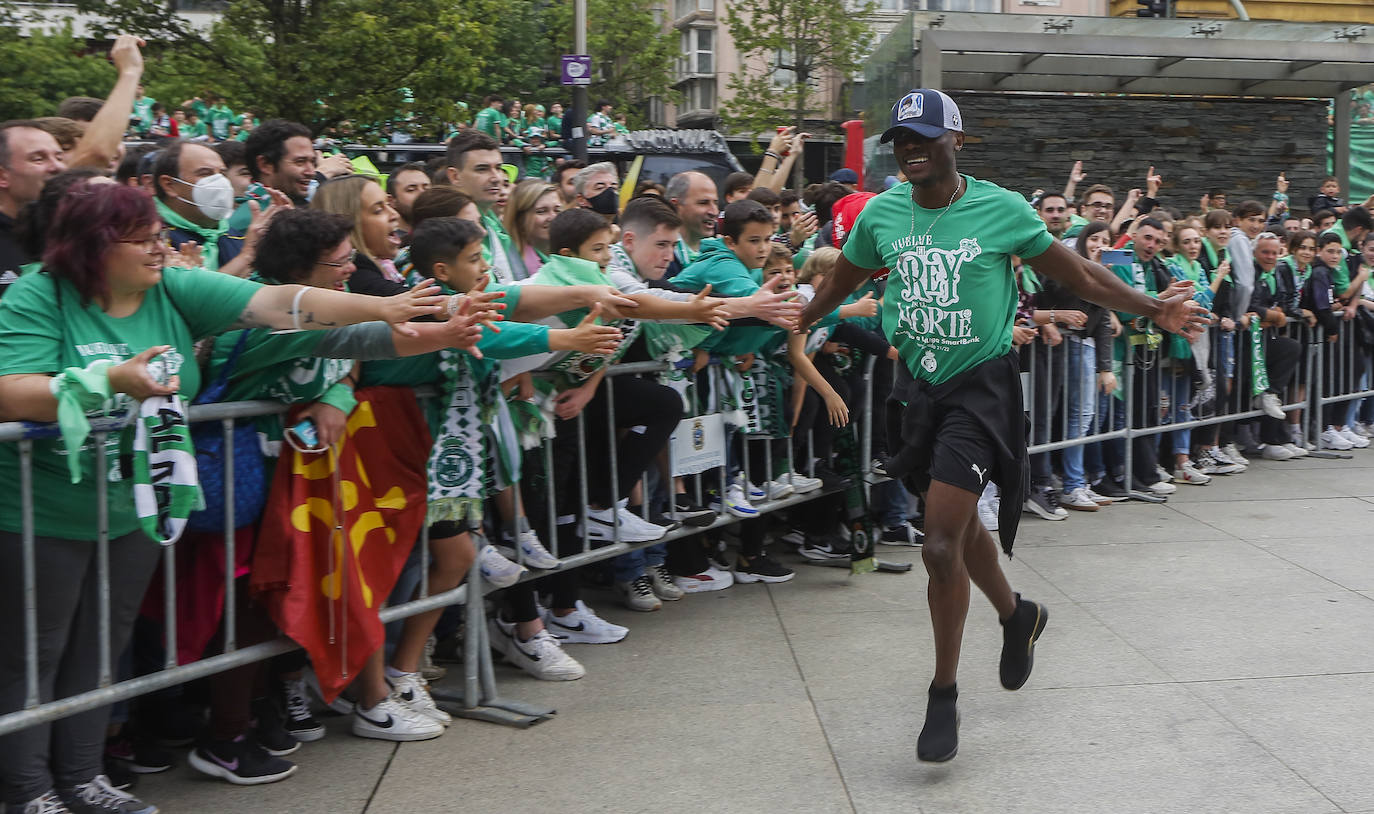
799, 89, 1208, 763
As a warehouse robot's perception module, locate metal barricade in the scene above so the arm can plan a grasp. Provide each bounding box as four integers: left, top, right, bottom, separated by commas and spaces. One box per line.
0, 356, 886, 736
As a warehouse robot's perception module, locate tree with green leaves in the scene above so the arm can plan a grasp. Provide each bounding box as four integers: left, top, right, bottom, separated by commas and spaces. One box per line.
0, 11, 117, 121
73, 0, 500, 138
720, 0, 877, 143
540, 0, 679, 127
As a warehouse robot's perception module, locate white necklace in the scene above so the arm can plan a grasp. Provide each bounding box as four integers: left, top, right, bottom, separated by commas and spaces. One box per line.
910, 176, 964, 243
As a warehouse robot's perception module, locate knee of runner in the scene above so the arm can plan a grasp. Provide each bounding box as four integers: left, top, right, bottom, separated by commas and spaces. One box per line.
920, 532, 962, 579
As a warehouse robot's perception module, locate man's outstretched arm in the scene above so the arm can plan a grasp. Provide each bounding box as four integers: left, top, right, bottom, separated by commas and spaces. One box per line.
798, 253, 876, 332
1028, 241, 1207, 339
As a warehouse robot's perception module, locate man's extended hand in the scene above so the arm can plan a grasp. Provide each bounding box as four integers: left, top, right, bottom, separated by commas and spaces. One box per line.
1153, 284, 1210, 339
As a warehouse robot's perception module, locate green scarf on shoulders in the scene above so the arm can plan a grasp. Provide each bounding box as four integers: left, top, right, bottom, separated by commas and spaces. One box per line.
155, 198, 228, 271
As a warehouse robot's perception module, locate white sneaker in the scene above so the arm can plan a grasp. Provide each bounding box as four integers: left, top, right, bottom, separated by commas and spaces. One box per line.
542, 600, 628, 644
709, 484, 759, 519
1061, 487, 1100, 511
1354, 422, 1374, 438
1199, 448, 1244, 475
765, 478, 795, 500
388, 671, 451, 726
647, 563, 685, 601
615, 575, 662, 612
1173, 462, 1212, 485
1261, 443, 1296, 461
1083, 487, 1116, 506
488, 616, 586, 680
1339, 427, 1370, 448
673, 564, 735, 593
1320, 427, 1354, 450
352, 693, 445, 741
1144, 480, 1177, 495
510, 529, 560, 570
1253, 392, 1285, 419
1221, 444, 1250, 466
478, 544, 527, 589
1155, 465, 1174, 483
780, 471, 824, 494
977, 498, 1000, 531
582, 505, 666, 543
732, 475, 768, 501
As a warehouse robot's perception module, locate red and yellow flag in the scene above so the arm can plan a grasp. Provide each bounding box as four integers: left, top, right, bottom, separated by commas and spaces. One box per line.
252, 387, 431, 702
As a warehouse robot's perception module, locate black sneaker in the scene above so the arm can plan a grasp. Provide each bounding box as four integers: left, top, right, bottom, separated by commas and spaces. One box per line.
102, 760, 138, 792
917, 683, 959, 763
880, 521, 924, 547
733, 552, 795, 584
999, 593, 1049, 691
800, 534, 850, 561
279, 678, 325, 743
813, 465, 850, 491
672, 495, 717, 527
188, 735, 298, 786
1090, 477, 1130, 502
60, 775, 157, 814
104, 735, 173, 774
252, 698, 301, 756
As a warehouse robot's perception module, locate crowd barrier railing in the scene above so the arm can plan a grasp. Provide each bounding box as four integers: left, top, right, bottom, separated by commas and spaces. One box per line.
5, 317, 1371, 737
0, 356, 885, 735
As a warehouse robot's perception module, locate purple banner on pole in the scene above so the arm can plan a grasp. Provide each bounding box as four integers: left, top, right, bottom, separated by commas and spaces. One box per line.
561, 54, 591, 86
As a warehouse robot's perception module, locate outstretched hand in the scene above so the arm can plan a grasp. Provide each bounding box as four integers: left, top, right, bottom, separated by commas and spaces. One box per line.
1153, 283, 1210, 340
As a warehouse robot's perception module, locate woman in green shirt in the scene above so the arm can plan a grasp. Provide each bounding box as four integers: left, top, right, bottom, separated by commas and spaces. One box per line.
0, 182, 447, 814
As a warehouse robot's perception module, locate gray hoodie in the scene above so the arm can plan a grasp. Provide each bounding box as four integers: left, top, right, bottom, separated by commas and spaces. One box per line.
1226, 227, 1256, 318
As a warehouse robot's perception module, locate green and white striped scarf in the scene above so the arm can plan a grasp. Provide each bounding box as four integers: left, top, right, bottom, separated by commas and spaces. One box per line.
125, 394, 202, 545
427, 348, 518, 526
1248, 319, 1270, 397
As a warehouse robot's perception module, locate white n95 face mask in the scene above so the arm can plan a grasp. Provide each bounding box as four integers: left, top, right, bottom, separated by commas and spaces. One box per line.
176, 173, 236, 222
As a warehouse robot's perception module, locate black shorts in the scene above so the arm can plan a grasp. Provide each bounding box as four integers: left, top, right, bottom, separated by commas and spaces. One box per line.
886, 351, 1025, 499
926, 407, 999, 496
429, 520, 472, 539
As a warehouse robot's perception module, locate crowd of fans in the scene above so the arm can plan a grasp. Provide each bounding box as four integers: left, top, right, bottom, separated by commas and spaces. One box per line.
0, 36, 1371, 814
1006, 163, 1374, 522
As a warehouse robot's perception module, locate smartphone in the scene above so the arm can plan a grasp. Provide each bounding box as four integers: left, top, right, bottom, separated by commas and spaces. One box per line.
1099, 249, 1131, 267
287, 418, 320, 450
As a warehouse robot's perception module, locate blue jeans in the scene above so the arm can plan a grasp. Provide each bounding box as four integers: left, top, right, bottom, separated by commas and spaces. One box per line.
872, 479, 913, 527
1062, 337, 1099, 492
612, 544, 667, 583
1164, 363, 1193, 455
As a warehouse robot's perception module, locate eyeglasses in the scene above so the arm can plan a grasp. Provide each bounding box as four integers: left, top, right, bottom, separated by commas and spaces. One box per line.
318, 249, 357, 267
1085, 202, 1114, 210
115, 233, 169, 254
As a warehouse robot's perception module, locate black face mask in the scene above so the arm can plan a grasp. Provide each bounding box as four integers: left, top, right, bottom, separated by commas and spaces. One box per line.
588, 187, 619, 215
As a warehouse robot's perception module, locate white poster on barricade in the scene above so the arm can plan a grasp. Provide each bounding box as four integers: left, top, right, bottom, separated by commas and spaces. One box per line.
670, 413, 726, 476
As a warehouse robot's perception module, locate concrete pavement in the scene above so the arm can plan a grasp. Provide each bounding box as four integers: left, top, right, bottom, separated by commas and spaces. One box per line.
137, 453, 1374, 813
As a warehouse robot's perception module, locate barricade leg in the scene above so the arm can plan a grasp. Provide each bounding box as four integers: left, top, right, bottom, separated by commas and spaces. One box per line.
436, 537, 554, 728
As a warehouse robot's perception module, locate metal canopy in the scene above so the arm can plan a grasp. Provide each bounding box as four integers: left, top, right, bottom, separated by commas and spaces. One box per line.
919, 29, 1374, 98
876, 10, 1374, 199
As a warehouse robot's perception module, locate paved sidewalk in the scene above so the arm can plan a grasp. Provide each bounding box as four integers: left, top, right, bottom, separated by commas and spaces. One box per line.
139, 453, 1374, 814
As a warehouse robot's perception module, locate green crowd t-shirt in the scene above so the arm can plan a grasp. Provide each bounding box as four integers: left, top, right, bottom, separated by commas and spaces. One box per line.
474, 106, 506, 142
132, 96, 156, 132
842, 175, 1054, 384
0, 267, 261, 540
207, 104, 235, 139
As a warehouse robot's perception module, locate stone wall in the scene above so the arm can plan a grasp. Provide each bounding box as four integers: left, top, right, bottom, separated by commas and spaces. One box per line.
948, 93, 1331, 215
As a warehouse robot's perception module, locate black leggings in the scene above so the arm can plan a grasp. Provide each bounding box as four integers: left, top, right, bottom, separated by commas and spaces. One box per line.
548, 375, 682, 512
